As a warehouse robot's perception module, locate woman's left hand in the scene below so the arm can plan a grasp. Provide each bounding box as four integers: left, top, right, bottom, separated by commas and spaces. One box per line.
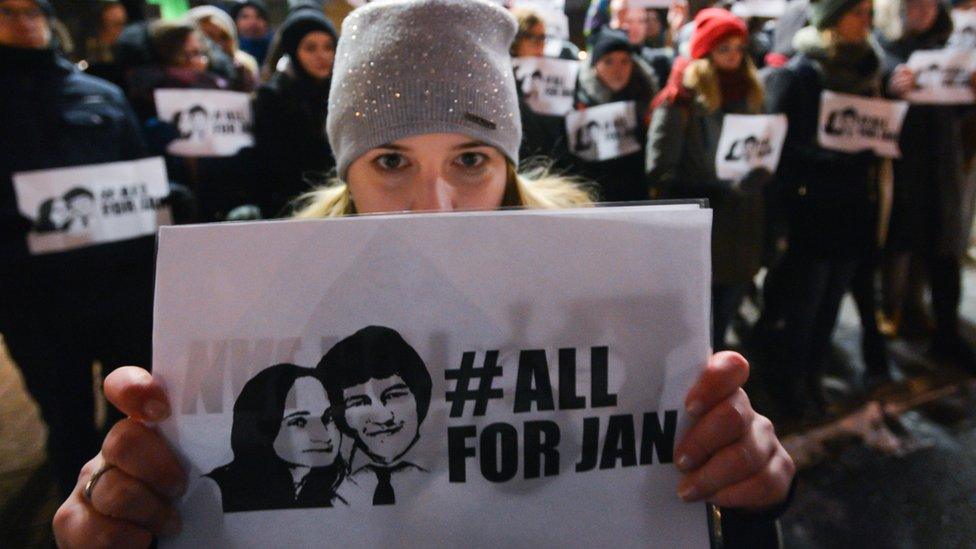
674, 352, 795, 511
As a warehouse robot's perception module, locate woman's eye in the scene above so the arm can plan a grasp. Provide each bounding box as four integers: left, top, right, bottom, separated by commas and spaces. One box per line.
375, 153, 407, 171
287, 417, 308, 428
456, 152, 487, 169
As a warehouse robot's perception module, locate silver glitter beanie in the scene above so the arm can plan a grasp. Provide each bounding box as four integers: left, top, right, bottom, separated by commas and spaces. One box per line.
326, 0, 522, 179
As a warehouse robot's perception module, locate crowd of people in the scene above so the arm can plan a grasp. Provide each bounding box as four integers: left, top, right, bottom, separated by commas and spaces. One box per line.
1, 0, 975, 545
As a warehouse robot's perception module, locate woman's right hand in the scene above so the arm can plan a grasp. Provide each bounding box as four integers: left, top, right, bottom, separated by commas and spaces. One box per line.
888, 65, 916, 98
53, 367, 187, 548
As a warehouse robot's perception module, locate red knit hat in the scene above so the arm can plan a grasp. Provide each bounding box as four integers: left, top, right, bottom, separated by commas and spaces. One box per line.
689, 8, 748, 60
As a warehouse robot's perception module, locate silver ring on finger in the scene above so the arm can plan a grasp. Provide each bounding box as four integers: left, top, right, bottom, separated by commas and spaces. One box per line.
83, 464, 116, 502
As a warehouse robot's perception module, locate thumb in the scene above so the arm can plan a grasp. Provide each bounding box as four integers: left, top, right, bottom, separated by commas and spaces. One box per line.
104, 366, 171, 422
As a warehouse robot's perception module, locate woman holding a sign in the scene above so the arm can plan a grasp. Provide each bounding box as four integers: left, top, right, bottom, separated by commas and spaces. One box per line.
761, 0, 885, 415
53, 1, 795, 547
874, 0, 976, 367
646, 8, 769, 350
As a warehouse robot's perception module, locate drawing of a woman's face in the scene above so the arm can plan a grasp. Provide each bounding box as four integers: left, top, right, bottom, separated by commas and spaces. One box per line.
48, 198, 71, 228
342, 374, 420, 464
273, 377, 340, 468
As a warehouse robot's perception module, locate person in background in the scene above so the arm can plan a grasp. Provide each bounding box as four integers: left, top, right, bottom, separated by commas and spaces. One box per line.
188, 5, 258, 92
251, 8, 337, 217
874, 0, 976, 369
231, 0, 273, 69
0, 0, 157, 497
646, 8, 768, 351
84, 0, 127, 64
760, 0, 884, 418
608, 0, 673, 88
576, 28, 658, 202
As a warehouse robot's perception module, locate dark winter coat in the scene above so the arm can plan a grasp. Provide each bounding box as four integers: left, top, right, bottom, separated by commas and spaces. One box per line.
646, 64, 766, 286
574, 57, 657, 202
875, 0, 975, 257
252, 68, 334, 217
763, 28, 883, 260
0, 45, 154, 324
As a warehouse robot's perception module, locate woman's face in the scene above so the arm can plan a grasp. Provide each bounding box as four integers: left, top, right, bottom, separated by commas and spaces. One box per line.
709, 36, 746, 73
834, 0, 873, 43
515, 22, 546, 57
48, 198, 70, 227
296, 31, 336, 81
177, 32, 208, 73
346, 133, 509, 214
272, 377, 340, 468
594, 50, 633, 93
904, 0, 939, 34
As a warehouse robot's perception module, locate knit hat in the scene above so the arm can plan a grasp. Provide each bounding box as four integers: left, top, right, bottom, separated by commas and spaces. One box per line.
327, 0, 521, 180
230, 0, 269, 21
188, 6, 239, 48
810, 0, 863, 30
279, 9, 337, 62
589, 29, 631, 66
689, 8, 748, 59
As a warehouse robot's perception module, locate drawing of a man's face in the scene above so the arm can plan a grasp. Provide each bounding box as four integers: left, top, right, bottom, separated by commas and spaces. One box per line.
189, 106, 208, 139
47, 198, 70, 228
341, 374, 420, 464
272, 376, 340, 468
318, 326, 432, 467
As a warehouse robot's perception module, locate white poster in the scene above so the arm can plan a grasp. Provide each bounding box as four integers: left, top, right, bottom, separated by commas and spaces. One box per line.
154, 89, 254, 157
153, 205, 714, 549
512, 57, 580, 116
905, 49, 976, 105
566, 101, 642, 162
949, 9, 976, 49
714, 114, 788, 180
817, 91, 908, 159
731, 0, 787, 19
13, 157, 170, 255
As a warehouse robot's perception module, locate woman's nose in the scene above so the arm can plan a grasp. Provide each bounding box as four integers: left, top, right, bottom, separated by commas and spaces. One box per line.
411, 173, 455, 212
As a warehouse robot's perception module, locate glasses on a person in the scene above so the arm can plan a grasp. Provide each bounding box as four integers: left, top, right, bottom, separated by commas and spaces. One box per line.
715, 43, 747, 54
0, 6, 45, 20
519, 32, 547, 45
178, 49, 208, 63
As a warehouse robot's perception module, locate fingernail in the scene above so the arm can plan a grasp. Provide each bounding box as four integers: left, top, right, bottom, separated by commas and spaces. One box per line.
686, 399, 704, 417
161, 512, 182, 536
678, 482, 700, 502
144, 399, 170, 421
675, 453, 693, 472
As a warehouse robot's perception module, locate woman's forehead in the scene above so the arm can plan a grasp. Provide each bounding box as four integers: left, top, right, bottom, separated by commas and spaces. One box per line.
286, 377, 330, 410
375, 133, 493, 150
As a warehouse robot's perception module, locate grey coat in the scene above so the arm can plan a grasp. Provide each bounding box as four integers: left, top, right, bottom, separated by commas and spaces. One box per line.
646, 98, 764, 286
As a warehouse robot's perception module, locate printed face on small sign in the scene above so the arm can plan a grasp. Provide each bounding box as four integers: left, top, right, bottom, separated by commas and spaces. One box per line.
714, 114, 788, 181
905, 49, 976, 105
13, 157, 171, 255
512, 57, 580, 116
153, 206, 714, 548
154, 89, 255, 157
817, 91, 909, 159
565, 101, 642, 162
949, 10, 976, 49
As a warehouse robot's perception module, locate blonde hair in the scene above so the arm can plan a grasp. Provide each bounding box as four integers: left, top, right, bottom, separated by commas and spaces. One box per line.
682, 56, 764, 113
292, 161, 595, 219
510, 7, 546, 56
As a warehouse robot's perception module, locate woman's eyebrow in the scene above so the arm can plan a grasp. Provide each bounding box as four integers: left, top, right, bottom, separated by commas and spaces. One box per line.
283, 411, 310, 420
374, 143, 408, 151
451, 141, 489, 150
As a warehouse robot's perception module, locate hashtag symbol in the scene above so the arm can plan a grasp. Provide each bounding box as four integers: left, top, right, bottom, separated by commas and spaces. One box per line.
445, 350, 504, 417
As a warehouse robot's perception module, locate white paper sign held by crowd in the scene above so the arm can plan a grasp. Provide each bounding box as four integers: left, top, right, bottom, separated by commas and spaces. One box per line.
715, 114, 789, 181
817, 91, 909, 158
13, 157, 171, 255
566, 101, 642, 162
512, 56, 580, 116
154, 89, 254, 157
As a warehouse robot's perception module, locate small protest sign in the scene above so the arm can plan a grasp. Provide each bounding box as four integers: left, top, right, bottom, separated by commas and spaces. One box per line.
154, 89, 254, 157
905, 49, 976, 105
715, 114, 788, 180
13, 157, 171, 255
512, 57, 580, 116
153, 205, 714, 548
949, 10, 976, 49
565, 101, 642, 162
817, 91, 908, 158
